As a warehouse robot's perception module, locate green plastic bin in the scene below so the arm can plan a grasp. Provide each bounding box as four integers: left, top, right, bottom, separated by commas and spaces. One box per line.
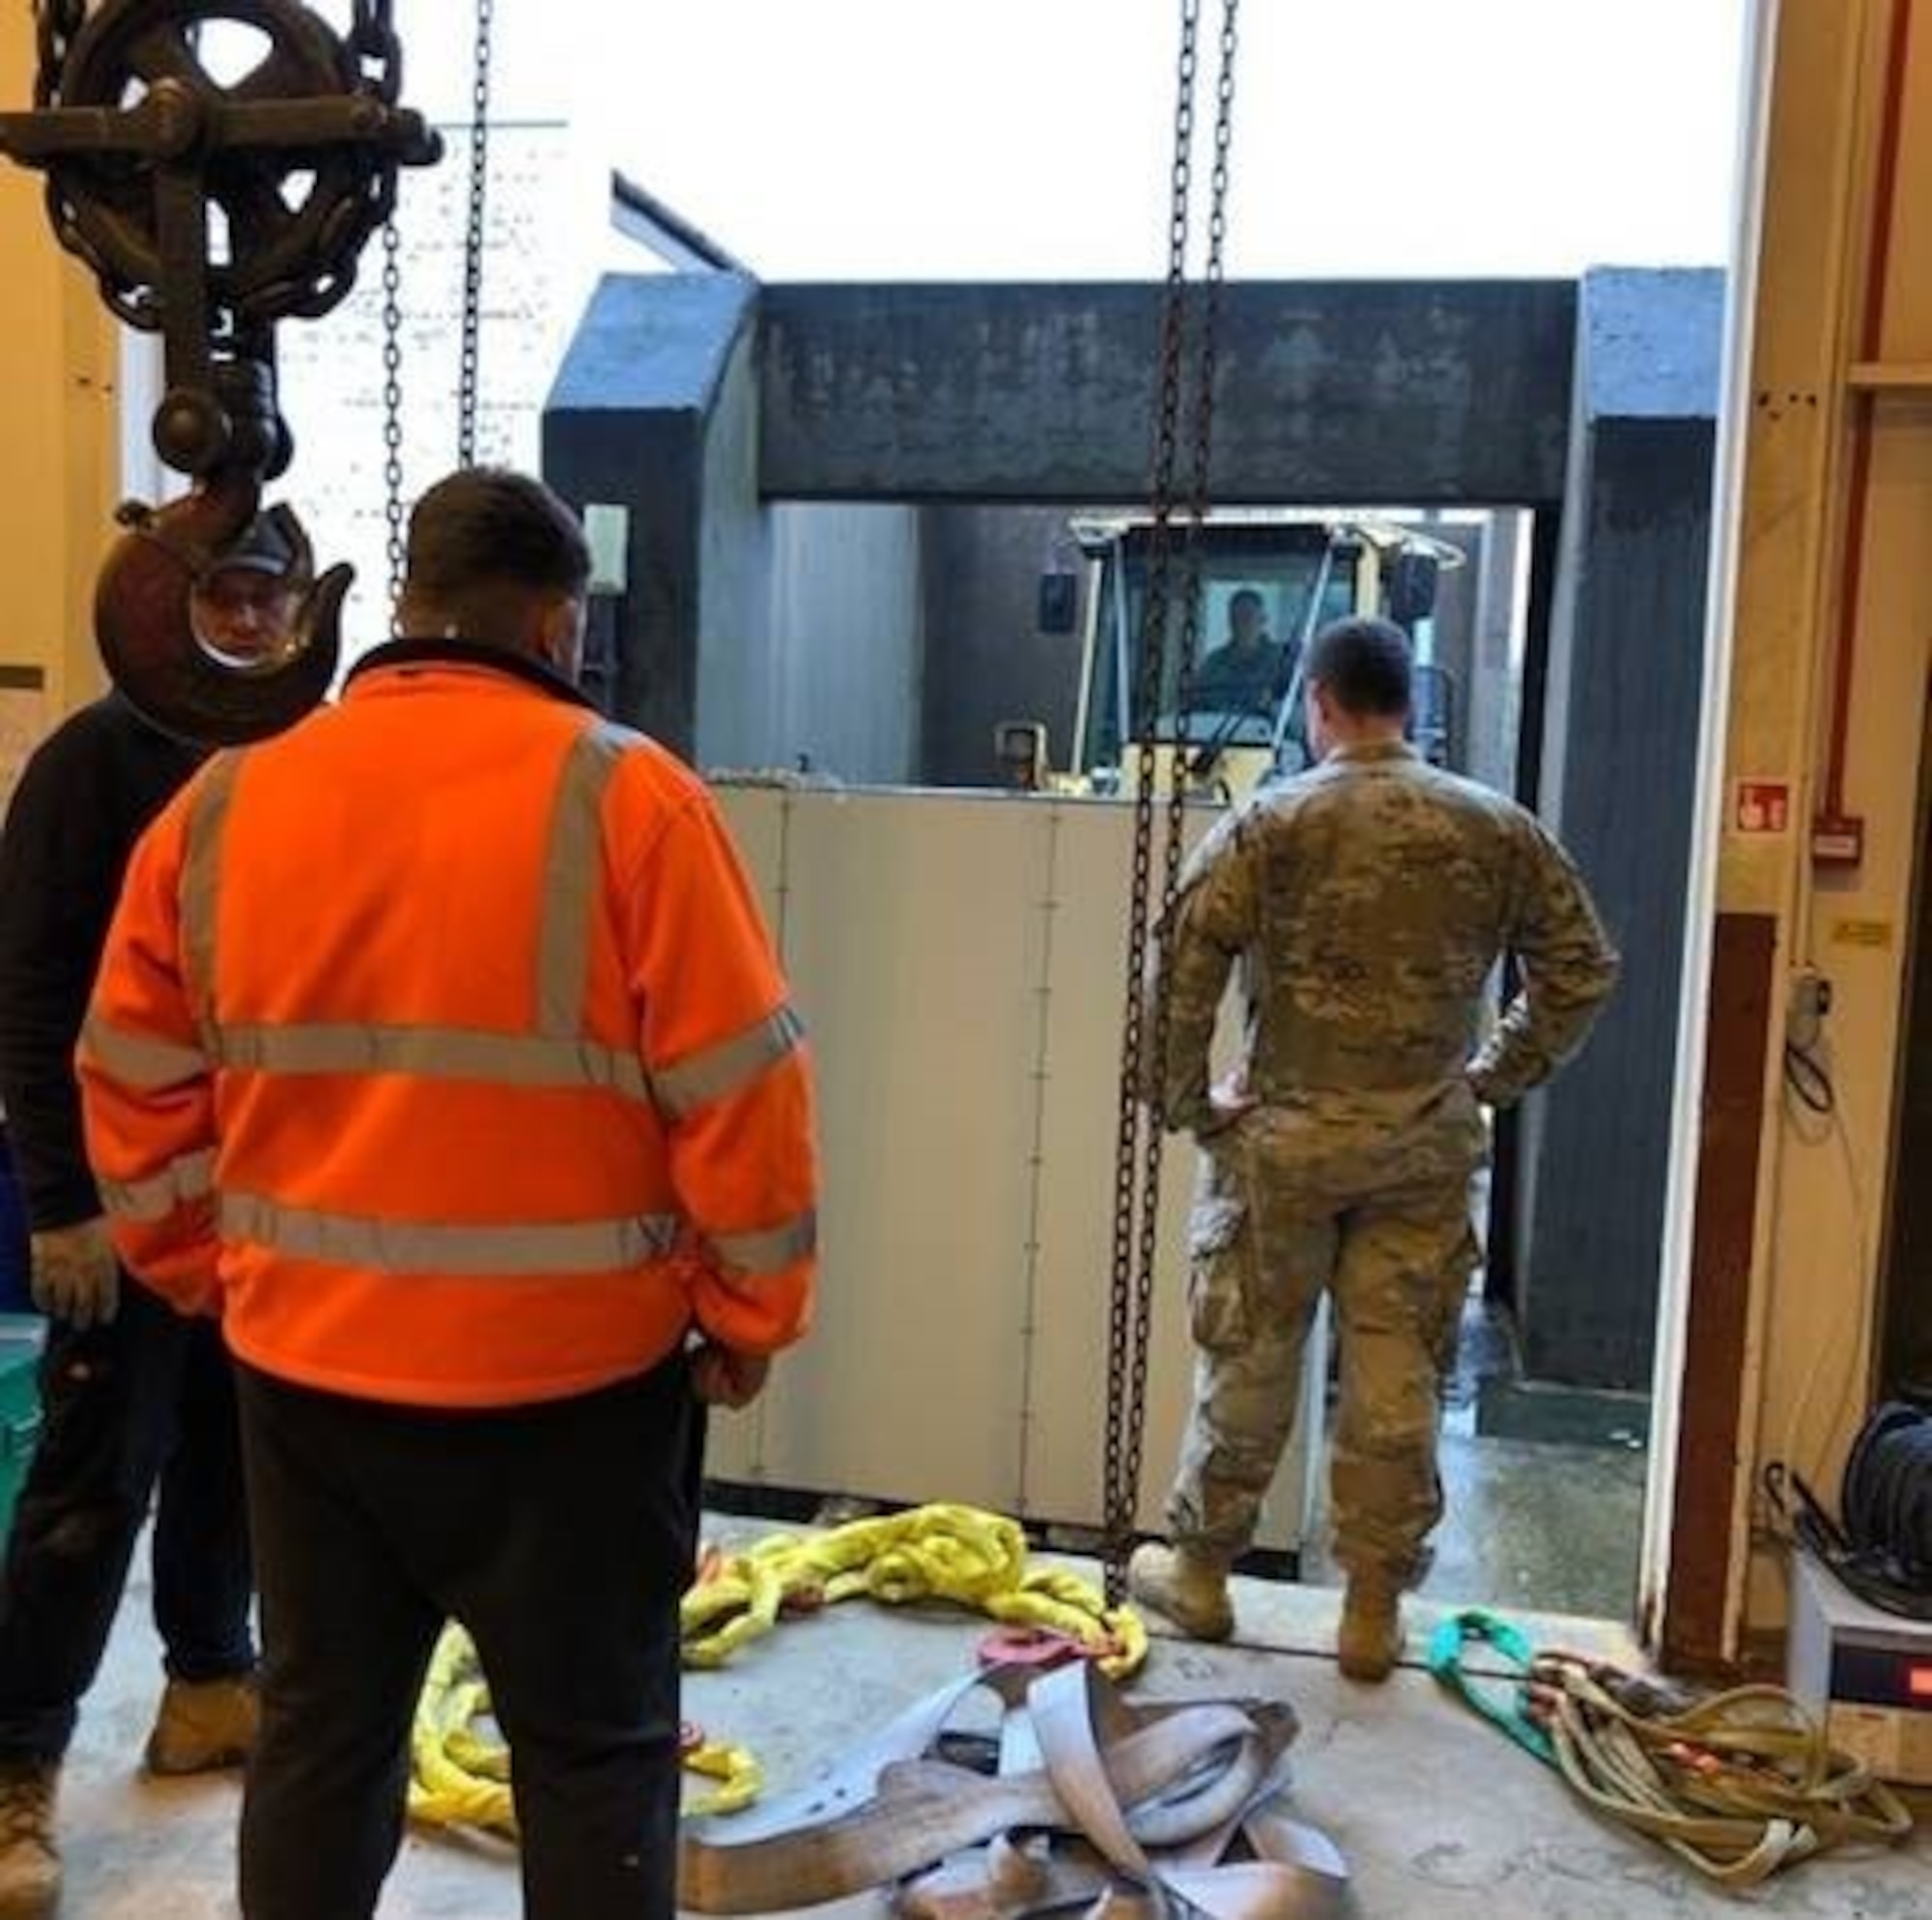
0, 1315, 43, 1540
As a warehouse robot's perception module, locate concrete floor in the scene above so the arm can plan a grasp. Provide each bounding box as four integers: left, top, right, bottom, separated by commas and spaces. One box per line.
47, 1514, 1928, 1917
1303, 1429, 1649, 1622
1297, 1292, 1651, 1621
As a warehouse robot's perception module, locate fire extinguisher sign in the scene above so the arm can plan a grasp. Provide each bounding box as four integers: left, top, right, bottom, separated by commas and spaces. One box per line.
1733, 779, 1792, 835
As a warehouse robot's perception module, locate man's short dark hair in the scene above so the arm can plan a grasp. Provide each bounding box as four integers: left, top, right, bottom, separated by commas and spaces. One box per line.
405, 467, 591, 602
1305, 616, 1413, 717
1229, 587, 1265, 616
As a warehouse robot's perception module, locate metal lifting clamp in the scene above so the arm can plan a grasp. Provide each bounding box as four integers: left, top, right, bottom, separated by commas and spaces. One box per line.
0, 0, 440, 742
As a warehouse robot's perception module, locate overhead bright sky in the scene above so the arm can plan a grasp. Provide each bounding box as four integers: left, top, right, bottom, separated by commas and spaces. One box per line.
259, 0, 1756, 649
553, 0, 1754, 281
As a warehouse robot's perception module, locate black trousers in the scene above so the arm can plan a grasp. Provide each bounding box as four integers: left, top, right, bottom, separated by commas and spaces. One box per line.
235, 1353, 702, 1920
0, 1278, 256, 1761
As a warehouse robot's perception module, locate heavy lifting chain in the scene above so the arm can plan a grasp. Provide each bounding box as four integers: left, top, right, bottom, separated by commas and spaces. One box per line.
380, 213, 406, 610
380, 0, 495, 613
1103, 0, 1241, 1603
34, 1, 85, 107
456, 0, 494, 466
366, 0, 410, 609
347, 0, 407, 100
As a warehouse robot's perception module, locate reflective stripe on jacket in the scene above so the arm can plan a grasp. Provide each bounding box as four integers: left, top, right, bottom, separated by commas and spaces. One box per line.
78, 645, 817, 1408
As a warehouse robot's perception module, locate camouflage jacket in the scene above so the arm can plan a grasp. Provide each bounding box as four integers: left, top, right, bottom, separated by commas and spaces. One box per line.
1146, 741, 1619, 1134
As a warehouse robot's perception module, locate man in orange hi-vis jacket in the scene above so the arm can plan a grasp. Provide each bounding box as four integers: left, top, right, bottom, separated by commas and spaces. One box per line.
77, 467, 818, 1920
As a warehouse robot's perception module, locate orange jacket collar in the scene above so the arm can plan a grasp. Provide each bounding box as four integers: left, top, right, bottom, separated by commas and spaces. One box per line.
345, 636, 595, 712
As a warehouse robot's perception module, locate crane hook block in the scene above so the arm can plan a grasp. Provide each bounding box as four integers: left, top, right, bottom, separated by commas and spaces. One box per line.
95, 471, 348, 747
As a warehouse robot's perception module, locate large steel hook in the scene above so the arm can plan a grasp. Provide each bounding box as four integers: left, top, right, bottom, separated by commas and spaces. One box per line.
95, 468, 349, 746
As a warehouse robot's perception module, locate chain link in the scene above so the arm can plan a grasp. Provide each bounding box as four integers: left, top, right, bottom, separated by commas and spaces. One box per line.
1102, 0, 1241, 1604
380, 212, 407, 618
456, 0, 494, 466
35, 1, 87, 107
1103, 0, 1199, 1603
1167, 4, 1241, 986
349, 0, 404, 98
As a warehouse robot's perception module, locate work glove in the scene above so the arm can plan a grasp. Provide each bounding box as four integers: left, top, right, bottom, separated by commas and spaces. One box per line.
691, 1341, 770, 1409
30, 1216, 120, 1329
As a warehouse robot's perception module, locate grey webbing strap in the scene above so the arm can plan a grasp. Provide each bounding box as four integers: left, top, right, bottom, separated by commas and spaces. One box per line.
899, 1836, 1155, 1919
685, 1715, 1244, 1914
692, 1667, 994, 1849
677, 1661, 1350, 1919
1028, 1663, 1328, 1920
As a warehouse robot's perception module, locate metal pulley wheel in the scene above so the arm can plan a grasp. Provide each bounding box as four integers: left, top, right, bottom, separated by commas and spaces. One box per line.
28, 0, 436, 335
0, 0, 440, 479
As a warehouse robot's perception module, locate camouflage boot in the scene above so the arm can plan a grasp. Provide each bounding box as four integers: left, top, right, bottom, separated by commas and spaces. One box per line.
1126, 1542, 1235, 1642
145, 1674, 260, 1776
0, 1760, 60, 1920
1337, 1574, 1404, 1682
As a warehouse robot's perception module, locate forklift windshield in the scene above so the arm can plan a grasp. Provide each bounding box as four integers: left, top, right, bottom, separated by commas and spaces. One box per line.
1078, 530, 1358, 777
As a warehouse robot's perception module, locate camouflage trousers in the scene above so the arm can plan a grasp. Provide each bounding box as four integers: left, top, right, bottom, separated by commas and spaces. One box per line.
1162, 1084, 1486, 1588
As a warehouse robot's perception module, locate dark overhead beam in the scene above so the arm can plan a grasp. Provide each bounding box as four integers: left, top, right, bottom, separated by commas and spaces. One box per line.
758, 280, 1578, 506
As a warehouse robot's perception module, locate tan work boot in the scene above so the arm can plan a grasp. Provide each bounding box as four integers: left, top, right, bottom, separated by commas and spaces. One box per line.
145, 1674, 260, 1776
1337, 1576, 1404, 1682
1126, 1543, 1235, 1642
0, 1760, 60, 1920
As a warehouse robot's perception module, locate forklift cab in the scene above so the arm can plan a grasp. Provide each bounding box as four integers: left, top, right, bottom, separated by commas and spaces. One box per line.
1065, 513, 1463, 797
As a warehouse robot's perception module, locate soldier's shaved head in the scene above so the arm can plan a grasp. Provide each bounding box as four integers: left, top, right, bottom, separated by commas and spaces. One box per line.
1305, 617, 1412, 719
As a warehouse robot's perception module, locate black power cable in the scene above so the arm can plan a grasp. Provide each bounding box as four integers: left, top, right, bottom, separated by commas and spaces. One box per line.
1782, 1039, 1835, 1116
1768, 1402, 1932, 1619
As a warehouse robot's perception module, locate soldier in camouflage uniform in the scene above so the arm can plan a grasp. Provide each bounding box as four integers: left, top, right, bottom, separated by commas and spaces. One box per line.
1128, 616, 1618, 1680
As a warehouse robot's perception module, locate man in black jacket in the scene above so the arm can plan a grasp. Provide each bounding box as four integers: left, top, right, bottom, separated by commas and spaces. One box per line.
0, 670, 267, 1914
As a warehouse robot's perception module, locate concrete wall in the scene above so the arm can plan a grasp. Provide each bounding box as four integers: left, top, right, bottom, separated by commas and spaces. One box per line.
759, 282, 1577, 506
694, 314, 774, 768
1520, 270, 1725, 1389
751, 503, 923, 783
919, 506, 1091, 787
1407, 522, 1485, 775
545, 272, 760, 756
549, 274, 1586, 777
550, 275, 920, 783
1464, 513, 1528, 799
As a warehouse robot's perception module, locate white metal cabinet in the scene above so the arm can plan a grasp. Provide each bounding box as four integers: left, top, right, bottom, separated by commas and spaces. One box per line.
709, 783, 1323, 1556
1019, 801, 1321, 1546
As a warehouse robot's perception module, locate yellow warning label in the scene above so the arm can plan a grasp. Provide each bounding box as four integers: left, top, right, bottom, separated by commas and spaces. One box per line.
1830, 918, 1893, 949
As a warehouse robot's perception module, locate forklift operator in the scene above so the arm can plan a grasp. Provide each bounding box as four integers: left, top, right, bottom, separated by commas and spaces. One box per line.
1191, 587, 1295, 714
